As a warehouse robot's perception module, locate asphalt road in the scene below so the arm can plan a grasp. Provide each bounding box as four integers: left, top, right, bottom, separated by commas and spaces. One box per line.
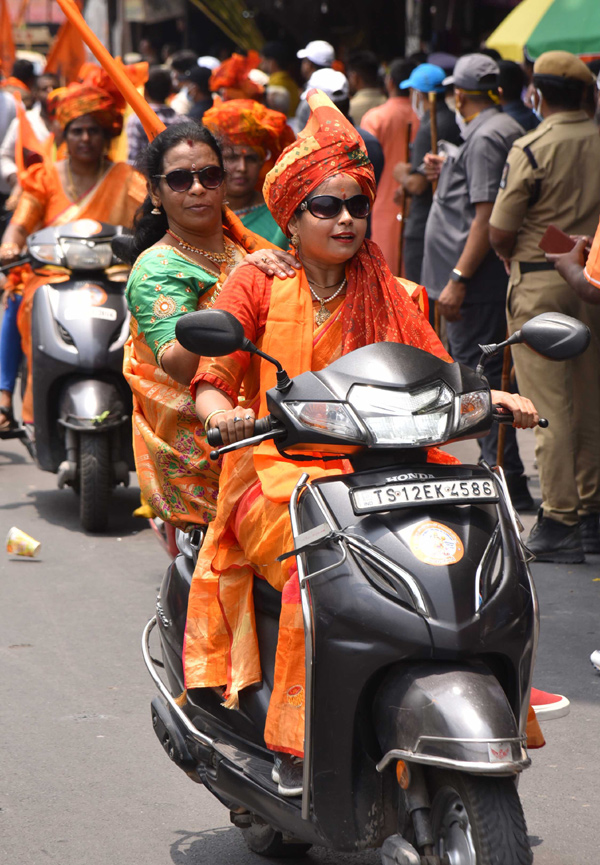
1, 429, 598, 865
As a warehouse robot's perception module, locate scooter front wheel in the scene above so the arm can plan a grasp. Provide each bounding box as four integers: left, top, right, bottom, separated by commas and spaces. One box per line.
242, 821, 312, 858
79, 432, 112, 532
427, 770, 532, 865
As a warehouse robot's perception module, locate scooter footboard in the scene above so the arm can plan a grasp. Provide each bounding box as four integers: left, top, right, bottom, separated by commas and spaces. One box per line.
373, 662, 530, 776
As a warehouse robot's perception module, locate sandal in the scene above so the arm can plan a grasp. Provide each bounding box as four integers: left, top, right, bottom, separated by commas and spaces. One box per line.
0, 404, 17, 432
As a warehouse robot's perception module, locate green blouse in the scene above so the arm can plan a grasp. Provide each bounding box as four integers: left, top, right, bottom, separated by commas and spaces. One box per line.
125, 245, 218, 365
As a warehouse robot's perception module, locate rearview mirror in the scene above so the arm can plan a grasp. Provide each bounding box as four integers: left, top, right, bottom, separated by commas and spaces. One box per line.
175, 309, 246, 356
515, 312, 590, 360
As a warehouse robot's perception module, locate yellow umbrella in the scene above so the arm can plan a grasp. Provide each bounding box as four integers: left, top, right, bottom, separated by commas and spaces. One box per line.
486, 0, 556, 62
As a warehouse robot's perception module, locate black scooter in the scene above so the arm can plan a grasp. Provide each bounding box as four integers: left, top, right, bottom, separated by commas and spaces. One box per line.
0, 220, 134, 531
142, 309, 589, 864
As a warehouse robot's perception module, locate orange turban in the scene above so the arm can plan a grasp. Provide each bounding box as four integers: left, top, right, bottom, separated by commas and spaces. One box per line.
209, 50, 264, 100
263, 89, 375, 235
55, 83, 123, 137
202, 99, 294, 161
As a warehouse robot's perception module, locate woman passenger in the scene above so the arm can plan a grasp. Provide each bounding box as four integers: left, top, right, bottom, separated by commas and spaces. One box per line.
123, 122, 298, 528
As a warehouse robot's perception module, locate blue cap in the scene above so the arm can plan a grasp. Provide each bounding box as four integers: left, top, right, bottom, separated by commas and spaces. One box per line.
399, 63, 446, 94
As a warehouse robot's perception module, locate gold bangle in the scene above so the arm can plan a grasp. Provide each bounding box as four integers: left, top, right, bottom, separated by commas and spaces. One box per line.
204, 409, 226, 435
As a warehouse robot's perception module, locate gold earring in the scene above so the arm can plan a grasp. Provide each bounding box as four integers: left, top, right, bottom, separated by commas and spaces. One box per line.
151, 203, 162, 215
291, 234, 300, 248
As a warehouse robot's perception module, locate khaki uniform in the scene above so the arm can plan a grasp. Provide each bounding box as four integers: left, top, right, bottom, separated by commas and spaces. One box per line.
490, 111, 600, 524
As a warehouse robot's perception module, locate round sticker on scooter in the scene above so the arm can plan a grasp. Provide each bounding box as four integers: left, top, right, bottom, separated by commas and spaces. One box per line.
408, 520, 464, 566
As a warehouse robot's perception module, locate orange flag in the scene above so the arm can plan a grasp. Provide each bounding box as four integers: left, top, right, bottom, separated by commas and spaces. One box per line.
53, 0, 165, 141
45, 10, 87, 84
0, 0, 16, 75
14, 94, 49, 177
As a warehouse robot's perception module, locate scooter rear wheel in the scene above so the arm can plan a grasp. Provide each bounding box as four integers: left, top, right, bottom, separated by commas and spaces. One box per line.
79, 432, 112, 532
427, 769, 532, 865
241, 821, 312, 858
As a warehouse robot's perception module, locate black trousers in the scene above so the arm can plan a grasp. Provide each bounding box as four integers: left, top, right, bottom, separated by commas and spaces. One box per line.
446, 301, 524, 476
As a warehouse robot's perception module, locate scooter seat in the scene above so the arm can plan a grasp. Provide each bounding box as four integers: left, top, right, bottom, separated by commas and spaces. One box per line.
253, 575, 282, 619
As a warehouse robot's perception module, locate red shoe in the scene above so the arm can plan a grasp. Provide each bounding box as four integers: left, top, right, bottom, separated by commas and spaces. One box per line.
530, 686, 570, 720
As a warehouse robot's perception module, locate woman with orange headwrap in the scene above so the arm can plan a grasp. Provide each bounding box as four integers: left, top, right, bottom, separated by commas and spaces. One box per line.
202, 98, 294, 248
183, 90, 540, 795
209, 50, 265, 102
0, 83, 146, 425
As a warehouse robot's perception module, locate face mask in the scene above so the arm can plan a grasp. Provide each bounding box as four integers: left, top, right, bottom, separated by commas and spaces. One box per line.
454, 108, 469, 139
532, 87, 543, 121
411, 91, 425, 120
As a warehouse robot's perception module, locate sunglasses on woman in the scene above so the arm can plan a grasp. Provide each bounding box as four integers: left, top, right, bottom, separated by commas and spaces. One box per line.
153, 166, 225, 192
300, 194, 371, 220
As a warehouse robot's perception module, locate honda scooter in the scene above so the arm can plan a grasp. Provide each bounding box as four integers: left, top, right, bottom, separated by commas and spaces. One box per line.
0, 219, 133, 531
143, 309, 589, 864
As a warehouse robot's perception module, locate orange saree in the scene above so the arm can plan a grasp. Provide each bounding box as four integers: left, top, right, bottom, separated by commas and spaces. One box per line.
14, 160, 146, 422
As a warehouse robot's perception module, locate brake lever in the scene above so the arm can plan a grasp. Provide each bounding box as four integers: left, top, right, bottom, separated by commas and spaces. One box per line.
209, 428, 285, 461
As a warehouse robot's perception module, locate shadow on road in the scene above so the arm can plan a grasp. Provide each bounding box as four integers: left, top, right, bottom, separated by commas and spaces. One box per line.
17, 485, 149, 537
0, 446, 30, 466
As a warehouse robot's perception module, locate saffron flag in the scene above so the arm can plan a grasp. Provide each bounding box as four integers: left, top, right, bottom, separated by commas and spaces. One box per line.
53, 0, 165, 140
14, 94, 50, 177
0, 0, 15, 75
45, 10, 87, 84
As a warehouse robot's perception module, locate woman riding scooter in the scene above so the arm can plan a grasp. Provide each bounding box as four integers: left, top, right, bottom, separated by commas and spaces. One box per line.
0, 82, 146, 425
183, 90, 541, 796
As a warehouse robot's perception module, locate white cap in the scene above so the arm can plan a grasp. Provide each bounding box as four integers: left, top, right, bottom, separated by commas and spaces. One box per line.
248, 68, 269, 88
197, 56, 220, 70
303, 68, 349, 102
297, 40, 335, 68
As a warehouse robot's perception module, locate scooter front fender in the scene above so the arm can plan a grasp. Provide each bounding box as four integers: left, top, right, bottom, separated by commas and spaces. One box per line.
374, 662, 530, 777
58, 378, 128, 430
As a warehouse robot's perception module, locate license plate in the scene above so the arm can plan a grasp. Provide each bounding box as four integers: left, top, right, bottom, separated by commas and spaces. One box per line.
351, 477, 498, 514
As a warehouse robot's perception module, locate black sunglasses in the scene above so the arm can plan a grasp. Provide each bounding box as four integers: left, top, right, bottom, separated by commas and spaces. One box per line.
300, 194, 371, 220
153, 166, 225, 192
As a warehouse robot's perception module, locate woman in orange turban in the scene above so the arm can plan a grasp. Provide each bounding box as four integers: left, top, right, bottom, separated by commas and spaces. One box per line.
0, 83, 146, 424
183, 90, 540, 795
202, 98, 294, 248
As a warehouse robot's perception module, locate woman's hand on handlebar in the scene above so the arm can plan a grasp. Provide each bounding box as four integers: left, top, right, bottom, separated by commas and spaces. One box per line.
490, 390, 539, 428
207, 406, 256, 445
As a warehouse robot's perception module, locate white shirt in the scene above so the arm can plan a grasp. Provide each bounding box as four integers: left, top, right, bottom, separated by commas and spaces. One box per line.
0, 103, 51, 191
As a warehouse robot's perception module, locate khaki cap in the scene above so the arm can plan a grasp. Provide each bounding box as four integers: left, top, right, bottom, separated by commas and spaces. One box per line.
533, 51, 595, 85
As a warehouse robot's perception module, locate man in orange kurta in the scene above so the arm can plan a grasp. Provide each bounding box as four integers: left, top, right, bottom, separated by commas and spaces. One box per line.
361, 59, 418, 275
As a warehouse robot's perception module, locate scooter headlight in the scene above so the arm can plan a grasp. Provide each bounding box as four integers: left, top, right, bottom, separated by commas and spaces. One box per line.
62, 241, 114, 270
348, 383, 454, 446
284, 401, 367, 441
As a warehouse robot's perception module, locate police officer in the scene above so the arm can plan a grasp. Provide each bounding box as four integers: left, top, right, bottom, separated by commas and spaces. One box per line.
490, 50, 600, 563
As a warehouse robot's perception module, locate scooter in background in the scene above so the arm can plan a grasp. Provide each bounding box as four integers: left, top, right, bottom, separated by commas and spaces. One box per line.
0, 219, 134, 531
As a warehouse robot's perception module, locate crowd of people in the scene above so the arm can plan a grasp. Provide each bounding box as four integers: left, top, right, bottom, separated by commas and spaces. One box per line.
1, 31, 599, 795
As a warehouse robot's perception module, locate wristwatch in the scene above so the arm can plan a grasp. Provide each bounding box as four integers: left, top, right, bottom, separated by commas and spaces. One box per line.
450, 267, 470, 285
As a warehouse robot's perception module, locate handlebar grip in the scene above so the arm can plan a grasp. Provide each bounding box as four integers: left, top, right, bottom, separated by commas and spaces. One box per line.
492, 406, 549, 428
206, 415, 273, 447
206, 426, 223, 447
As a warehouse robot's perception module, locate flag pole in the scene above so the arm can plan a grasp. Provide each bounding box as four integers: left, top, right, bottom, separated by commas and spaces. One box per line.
53, 0, 165, 140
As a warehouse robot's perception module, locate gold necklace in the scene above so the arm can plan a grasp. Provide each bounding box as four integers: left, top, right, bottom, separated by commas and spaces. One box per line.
67, 157, 104, 201
167, 229, 235, 269
308, 277, 347, 326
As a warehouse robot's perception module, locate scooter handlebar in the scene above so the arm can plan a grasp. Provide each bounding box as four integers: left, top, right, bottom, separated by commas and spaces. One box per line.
206, 415, 273, 447
492, 406, 548, 428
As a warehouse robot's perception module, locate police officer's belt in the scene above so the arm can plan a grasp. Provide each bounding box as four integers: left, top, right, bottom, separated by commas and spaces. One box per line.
518, 262, 556, 273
